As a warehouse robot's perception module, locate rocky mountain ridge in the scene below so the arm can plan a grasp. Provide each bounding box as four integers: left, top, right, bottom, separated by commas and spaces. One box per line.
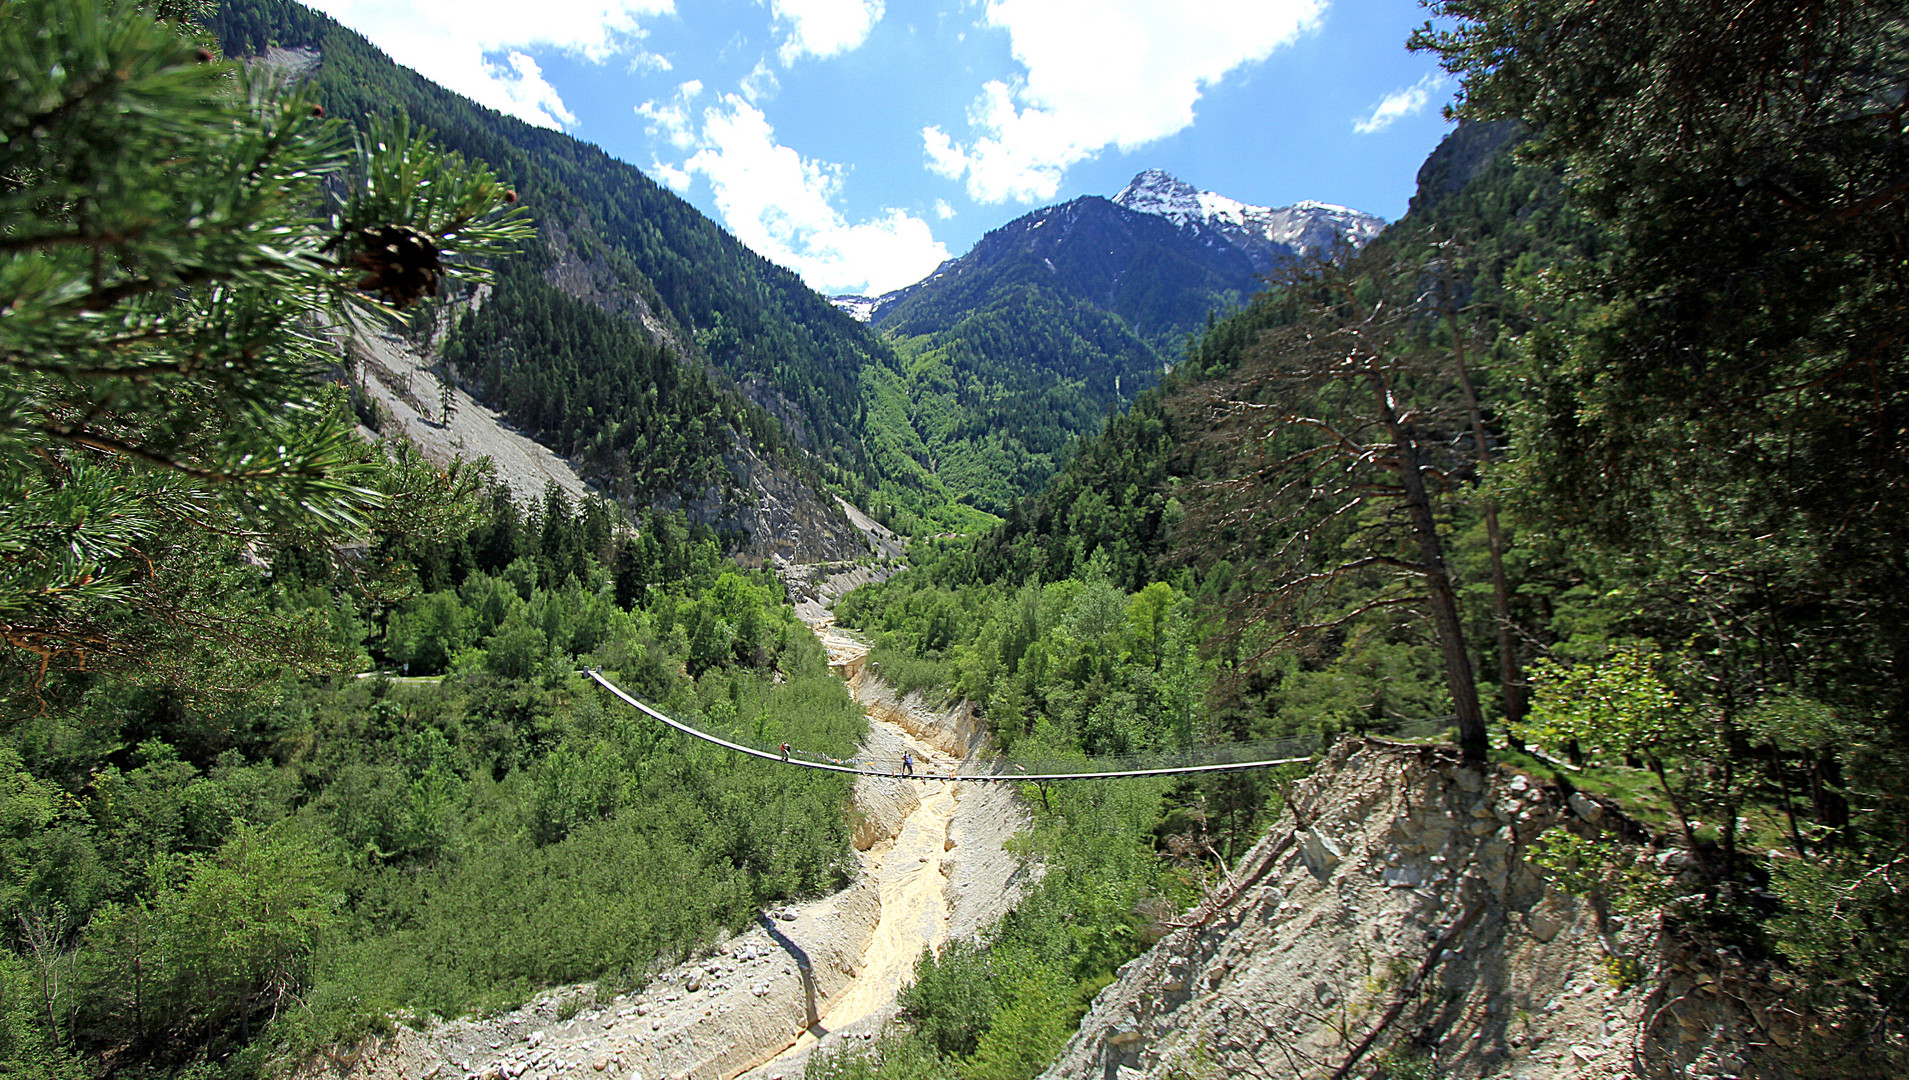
1111, 168, 1386, 271
830, 171, 1384, 325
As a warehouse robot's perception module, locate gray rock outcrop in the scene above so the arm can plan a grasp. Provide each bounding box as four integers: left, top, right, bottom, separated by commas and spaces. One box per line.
1042, 740, 1793, 1080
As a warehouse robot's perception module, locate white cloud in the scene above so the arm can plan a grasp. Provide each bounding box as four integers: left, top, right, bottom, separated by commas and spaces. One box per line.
628, 51, 673, 74
307, 0, 674, 129
1354, 72, 1451, 134
934, 199, 955, 220
635, 80, 704, 149
740, 59, 780, 103
670, 95, 948, 295
771, 0, 885, 64
925, 0, 1324, 203
489, 52, 576, 128
651, 159, 692, 191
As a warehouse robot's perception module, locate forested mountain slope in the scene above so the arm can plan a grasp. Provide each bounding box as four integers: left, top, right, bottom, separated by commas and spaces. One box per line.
840, 179, 1383, 519
872, 195, 1259, 349
968, 119, 1579, 592
218, 0, 1392, 533
0, 6, 880, 1079
218, 0, 1236, 537
211, 0, 932, 550
830, 0, 1909, 1063
216, 1, 884, 471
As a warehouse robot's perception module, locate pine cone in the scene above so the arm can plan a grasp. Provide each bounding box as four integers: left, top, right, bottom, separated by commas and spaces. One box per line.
349, 225, 442, 308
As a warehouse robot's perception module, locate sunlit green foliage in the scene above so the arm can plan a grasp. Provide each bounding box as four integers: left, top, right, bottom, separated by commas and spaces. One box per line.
0, 471, 863, 1072
841, 555, 1218, 761
0, 0, 526, 691
1519, 648, 1696, 763
1409, 0, 1909, 1066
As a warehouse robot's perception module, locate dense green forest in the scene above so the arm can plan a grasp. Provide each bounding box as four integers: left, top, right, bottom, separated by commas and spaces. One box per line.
811, 1, 1909, 1075
5, 1, 1908, 1079
863, 301, 1156, 522
0, 5, 864, 1078
1, 461, 867, 1072
439, 255, 791, 506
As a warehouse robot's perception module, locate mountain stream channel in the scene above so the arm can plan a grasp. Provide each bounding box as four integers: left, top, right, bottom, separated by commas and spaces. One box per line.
381, 573, 1035, 1080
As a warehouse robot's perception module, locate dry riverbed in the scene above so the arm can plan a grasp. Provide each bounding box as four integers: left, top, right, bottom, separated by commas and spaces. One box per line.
321, 595, 1029, 1080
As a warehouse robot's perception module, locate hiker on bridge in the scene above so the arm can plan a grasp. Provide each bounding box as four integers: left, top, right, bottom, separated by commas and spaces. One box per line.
780, 742, 790, 762
902, 751, 914, 776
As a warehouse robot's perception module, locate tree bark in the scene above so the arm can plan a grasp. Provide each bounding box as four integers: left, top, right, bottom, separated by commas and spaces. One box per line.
1446, 304, 1528, 741
1371, 371, 1489, 760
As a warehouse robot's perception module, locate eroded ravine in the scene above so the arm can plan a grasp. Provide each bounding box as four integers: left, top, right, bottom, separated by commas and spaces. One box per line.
753, 745, 961, 1073
740, 618, 969, 1077
398, 602, 1027, 1080
828, 777, 956, 1026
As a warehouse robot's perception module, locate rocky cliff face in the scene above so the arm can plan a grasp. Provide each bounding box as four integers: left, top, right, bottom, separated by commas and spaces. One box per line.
539, 218, 691, 356
1043, 741, 1797, 1080
533, 219, 869, 565
343, 295, 867, 565
1405, 120, 1526, 219
659, 434, 871, 565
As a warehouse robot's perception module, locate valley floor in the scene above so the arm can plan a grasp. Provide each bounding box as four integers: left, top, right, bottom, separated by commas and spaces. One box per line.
313, 573, 1029, 1080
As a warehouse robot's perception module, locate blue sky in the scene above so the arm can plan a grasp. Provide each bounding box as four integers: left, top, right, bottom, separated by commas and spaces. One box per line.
306, 0, 1457, 296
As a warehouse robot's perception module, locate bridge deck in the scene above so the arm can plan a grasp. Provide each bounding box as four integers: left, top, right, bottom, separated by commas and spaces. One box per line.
586, 669, 1319, 781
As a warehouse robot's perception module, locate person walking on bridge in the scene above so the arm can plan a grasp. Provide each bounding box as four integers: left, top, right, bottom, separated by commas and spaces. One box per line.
902, 751, 914, 776
780, 742, 790, 762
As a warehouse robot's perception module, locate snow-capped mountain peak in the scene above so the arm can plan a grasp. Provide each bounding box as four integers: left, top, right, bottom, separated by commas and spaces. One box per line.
1112, 170, 1385, 264
1112, 169, 1208, 225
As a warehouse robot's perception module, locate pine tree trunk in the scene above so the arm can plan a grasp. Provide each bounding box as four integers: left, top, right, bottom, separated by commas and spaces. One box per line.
1447, 310, 1528, 740
1373, 375, 1488, 760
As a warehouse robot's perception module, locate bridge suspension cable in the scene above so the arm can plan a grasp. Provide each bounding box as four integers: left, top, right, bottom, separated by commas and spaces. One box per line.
586, 669, 1446, 782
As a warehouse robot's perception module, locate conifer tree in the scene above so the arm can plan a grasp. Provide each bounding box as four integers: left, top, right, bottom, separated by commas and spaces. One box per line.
1416, 0, 1909, 1063
1182, 254, 1490, 759
0, 0, 529, 679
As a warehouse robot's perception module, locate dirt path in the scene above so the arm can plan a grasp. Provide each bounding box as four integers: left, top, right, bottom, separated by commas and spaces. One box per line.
395, 583, 1029, 1080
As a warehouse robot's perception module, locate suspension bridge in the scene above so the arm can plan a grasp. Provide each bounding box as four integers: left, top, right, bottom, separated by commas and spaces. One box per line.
586, 669, 1451, 782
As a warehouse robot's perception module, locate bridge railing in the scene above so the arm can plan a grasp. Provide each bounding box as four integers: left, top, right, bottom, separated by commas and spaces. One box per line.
801, 718, 1453, 779
588, 665, 1454, 779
